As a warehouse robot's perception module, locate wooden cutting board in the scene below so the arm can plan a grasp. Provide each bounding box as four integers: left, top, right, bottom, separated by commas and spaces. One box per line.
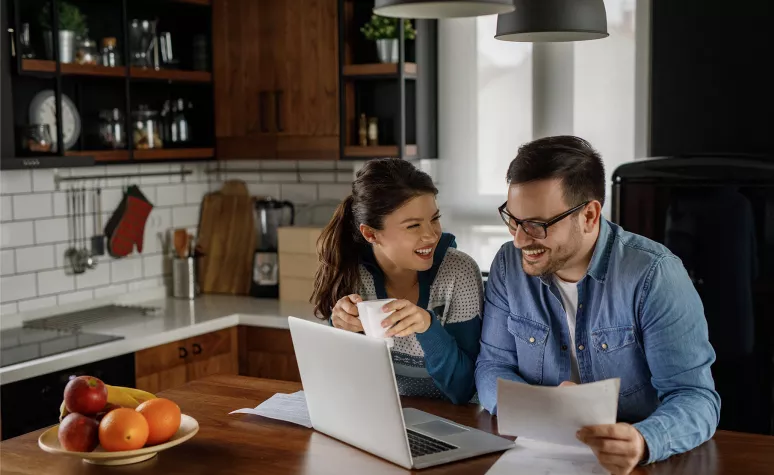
197, 180, 256, 295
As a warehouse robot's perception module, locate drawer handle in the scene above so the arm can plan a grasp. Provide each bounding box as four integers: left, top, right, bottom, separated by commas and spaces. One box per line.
192, 343, 202, 355
179, 347, 188, 359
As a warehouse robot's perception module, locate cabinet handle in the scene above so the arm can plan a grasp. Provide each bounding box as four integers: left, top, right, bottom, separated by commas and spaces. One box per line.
178, 347, 188, 359
274, 90, 283, 132
192, 343, 202, 355
259, 91, 269, 132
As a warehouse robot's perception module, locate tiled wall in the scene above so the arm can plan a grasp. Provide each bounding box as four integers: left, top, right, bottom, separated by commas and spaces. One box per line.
0, 160, 353, 323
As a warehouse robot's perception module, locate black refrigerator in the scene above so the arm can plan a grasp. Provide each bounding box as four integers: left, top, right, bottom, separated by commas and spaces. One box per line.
611, 155, 774, 436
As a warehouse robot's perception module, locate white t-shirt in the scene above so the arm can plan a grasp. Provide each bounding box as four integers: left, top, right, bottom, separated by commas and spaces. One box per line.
553, 275, 581, 383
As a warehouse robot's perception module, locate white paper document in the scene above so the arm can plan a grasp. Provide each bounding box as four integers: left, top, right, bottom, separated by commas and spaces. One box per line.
229, 390, 312, 428
486, 439, 608, 475
496, 378, 620, 447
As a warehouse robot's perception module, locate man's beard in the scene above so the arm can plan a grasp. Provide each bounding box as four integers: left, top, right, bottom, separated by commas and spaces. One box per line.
521, 222, 582, 278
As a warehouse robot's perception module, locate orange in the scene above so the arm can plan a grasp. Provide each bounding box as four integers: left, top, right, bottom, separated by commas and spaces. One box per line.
98, 408, 149, 451
136, 398, 182, 446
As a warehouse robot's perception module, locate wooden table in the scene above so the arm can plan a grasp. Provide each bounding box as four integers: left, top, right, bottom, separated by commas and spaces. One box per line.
1, 375, 773, 474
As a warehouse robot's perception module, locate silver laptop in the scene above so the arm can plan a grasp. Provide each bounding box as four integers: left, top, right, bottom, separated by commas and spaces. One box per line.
288, 316, 514, 470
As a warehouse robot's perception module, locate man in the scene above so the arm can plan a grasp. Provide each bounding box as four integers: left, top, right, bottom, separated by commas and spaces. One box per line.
475, 136, 720, 475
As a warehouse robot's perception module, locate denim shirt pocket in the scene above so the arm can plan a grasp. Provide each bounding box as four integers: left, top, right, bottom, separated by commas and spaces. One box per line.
591, 326, 650, 396
507, 315, 550, 385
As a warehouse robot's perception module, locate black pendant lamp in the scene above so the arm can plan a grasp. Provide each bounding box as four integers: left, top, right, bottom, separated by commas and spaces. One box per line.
495, 0, 609, 42
374, 0, 515, 19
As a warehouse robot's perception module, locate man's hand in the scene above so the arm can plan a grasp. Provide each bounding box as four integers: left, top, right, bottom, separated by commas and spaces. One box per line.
380, 299, 432, 337
331, 294, 364, 332
576, 423, 647, 475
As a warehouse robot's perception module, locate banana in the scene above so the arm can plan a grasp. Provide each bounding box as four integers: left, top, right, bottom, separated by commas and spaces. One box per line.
109, 385, 156, 404
59, 401, 69, 422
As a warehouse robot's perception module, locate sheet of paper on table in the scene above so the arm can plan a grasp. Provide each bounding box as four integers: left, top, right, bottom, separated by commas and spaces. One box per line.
229, 390, 312, 428
496, 378, 620, 447
486, 439, 608, 475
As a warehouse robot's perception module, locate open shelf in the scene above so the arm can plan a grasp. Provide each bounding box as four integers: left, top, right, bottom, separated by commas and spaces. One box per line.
343, 63, 417, 79
65, 150, 130, 162
21, 59, 56, 73
133, 148, 214, 160
129, 68, 212, 83
344, 145, 417, 159
171, 0, 211, 5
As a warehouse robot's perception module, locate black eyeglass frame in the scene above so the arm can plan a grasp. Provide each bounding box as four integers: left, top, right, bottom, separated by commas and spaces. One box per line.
498, 201, 591, 239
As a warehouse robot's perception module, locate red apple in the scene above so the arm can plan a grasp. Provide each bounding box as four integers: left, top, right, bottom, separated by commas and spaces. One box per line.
58, 413, 99, 452
64, 376, 108, 415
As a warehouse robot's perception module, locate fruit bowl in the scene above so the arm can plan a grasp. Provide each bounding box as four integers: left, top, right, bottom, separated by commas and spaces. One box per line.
38, 414, 199, 465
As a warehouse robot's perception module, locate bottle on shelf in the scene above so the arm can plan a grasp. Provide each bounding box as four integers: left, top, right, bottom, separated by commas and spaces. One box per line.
367, 117, 379, 146
358, 113, 368, 147
101, 37, 121, 67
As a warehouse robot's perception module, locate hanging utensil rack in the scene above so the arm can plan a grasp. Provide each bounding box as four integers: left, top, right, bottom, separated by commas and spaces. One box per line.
53, 165, 193, 190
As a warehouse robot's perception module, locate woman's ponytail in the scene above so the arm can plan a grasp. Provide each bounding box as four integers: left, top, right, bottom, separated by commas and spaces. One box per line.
311, 195, 361, 318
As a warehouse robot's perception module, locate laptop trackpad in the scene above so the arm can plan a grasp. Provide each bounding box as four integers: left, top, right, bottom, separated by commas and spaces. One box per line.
412, 420, 469, 437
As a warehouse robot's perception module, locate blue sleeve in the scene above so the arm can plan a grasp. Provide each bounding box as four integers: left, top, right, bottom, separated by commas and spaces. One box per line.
474, 247, 528, 414
632, 256, 720, 464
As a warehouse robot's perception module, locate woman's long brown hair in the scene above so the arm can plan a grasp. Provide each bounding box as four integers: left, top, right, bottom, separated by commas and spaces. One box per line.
311, 158, 438, 318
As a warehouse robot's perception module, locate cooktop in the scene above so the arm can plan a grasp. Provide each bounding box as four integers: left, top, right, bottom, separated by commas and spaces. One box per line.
0, 327, 124, 368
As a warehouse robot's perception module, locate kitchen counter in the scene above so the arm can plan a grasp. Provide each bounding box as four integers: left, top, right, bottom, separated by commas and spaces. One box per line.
0, 295, 321, 386
2, 375, 773, 474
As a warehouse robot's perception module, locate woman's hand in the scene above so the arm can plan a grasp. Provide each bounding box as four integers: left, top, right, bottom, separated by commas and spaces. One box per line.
381, 300, 432, 338
331, 294, 364, 333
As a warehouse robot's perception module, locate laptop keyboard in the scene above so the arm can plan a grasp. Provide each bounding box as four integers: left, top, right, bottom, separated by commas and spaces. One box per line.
407, 429, 457, 458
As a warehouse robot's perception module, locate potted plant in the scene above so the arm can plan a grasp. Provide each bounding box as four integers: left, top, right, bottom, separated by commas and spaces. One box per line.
360, 15, 416, 64
39, 1, 87, 64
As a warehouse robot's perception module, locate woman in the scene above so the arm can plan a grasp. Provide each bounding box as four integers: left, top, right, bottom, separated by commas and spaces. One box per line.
311, 158, 483, 404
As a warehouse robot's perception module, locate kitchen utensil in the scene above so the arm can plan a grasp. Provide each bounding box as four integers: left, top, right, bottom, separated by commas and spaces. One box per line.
91, 188, 105, 256
173, 228, 188, 259
250, 197, 295, 298
78, 189, 96, 270
173, 257, 199, 300
187, 233, 195, 257
38, 414, 199, 465
64, 189, 81, 275
197, 181, 256, 295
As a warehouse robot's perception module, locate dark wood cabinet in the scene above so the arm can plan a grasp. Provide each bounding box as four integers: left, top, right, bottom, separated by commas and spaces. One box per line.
238, 326, 301, 382
213, 0, 339, 161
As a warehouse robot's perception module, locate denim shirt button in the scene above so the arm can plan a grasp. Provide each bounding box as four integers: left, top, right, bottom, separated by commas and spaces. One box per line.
529, 337, 536, 343
578, 344, 585, 351
601, 343, 608, 350
561, 344, 568, 351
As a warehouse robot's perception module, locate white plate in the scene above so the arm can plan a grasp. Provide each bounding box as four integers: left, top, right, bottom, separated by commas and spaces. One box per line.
28, 89, 81, 151
38, 414, 199, 465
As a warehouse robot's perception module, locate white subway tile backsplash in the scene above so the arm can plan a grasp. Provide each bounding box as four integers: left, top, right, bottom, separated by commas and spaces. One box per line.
142, 254, 165, 277
0, 170, 32, 194
262, 172, 298, 183
1, 250, 15, 276
281, 184, 318, 203
128, 278, 163, 292
1, 196, 12, 221
1, 221, 34, 248
143, 207, 172, 254
336, 171, 354, 183
18, 296, 57, 312
105, 165, 140, 188
34, 217, 69, 244
300, 172, 336, 183
318, 184, 352, 201
58, 290, 94, 305
110, 257, 143, 283
1, 274, 36, 302
298, 161, 336, 170
172, 205, 199, 228
155, 184, 186, 206
247, 183, 281, 199
336, 161, 355, 170
261, 160, 297, 170
1, 302, 18, 316
13, 193, 53, 220
32, 170, 56, 192
184, 183, 209, 205
15, 245, 55, 273
226, 160, 261, 170
94, 283, 128, 299
53, 191, 68, 216
101, 188, 125, 214
74, 265, 109, 290
140, 164, 172, 185
37, 269, 75, 295
54, 243, 71, 268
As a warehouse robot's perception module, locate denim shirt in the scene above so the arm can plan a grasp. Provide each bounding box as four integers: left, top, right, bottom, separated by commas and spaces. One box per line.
475, 218, 720, 464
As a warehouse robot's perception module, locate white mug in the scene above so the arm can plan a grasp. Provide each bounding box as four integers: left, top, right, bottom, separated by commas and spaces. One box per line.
356, 298, 396, 348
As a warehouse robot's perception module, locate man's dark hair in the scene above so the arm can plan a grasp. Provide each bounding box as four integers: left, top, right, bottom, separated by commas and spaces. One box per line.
506, 135, 606, 207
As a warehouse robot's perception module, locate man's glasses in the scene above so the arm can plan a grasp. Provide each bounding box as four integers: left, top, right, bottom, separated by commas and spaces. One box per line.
498, 201, 590, 240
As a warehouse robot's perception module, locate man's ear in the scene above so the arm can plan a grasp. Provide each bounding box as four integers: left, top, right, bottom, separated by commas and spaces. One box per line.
359, 224, 378, 244
582, 201, 602, 233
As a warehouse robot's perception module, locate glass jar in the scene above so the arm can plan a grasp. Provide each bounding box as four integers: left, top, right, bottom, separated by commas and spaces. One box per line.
99, 109, 126, 149
101, 37, 121, 67
19, 124, 53, 154
76, 38, 98, 65
132, 106, 163, 149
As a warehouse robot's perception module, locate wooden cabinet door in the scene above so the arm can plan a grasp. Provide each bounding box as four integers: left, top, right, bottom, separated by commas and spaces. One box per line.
135, 339, 190, 394
238, 326, 301, 382
212, 0, 276, 159
273, 0, 340, 159
185, 328, 239, 381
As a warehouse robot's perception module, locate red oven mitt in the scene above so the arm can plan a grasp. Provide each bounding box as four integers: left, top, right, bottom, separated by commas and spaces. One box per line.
105, 185, 154, 258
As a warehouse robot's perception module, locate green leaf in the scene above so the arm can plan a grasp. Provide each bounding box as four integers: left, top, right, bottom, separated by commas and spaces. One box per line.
360, 15, 416, 41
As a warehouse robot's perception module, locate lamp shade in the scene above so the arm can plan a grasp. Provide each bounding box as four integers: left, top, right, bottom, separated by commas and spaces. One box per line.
495, 0, 608, 42
374, 0, 515, 19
